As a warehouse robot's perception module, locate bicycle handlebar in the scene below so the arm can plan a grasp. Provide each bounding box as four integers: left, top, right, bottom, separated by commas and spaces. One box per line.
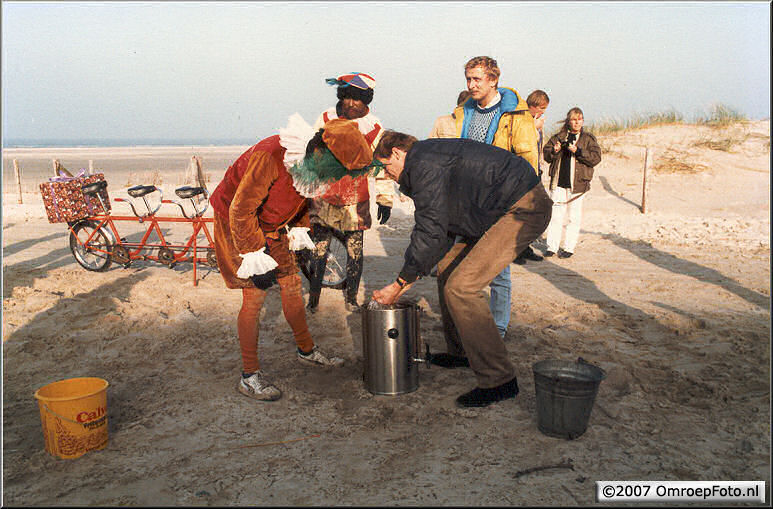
114, 197, 142, 218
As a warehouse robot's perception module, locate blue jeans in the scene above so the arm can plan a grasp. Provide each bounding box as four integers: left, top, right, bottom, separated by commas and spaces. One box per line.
489, 265, 511, 338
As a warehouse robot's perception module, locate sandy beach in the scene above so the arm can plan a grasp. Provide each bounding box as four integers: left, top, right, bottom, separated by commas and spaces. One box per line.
2, 120, 770, 505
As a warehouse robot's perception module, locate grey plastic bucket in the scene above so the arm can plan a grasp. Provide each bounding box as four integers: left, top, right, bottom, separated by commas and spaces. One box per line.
532, 358, 606, 439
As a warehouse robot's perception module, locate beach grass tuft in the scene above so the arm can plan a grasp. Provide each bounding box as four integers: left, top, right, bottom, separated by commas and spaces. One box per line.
585, 109, 684, 136
582, 103, 748, 138
693, 130, 750, 152
654, 153, 708, 174
696, 103, 748, 127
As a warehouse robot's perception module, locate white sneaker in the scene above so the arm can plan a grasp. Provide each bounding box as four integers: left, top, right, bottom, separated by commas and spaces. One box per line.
238, 371, 282, 401
297, 346, 344, 367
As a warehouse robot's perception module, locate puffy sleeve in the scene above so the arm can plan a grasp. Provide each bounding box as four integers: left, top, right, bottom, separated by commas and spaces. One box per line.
228, 151, 279, 254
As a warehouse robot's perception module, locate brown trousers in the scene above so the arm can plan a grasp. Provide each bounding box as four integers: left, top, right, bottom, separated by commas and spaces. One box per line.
437, 184, 552, 388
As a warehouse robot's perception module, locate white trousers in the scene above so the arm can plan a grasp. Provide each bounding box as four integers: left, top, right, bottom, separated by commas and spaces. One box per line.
546, 187, 585, 254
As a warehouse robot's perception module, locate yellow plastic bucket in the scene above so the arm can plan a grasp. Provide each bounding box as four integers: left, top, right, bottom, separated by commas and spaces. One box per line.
33, 377, 109, 459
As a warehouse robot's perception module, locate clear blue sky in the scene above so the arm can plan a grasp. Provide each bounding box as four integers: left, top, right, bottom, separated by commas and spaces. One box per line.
2, 1, 770, 144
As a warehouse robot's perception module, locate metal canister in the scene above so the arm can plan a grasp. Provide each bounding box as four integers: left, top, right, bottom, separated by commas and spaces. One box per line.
361, 301, 431, 395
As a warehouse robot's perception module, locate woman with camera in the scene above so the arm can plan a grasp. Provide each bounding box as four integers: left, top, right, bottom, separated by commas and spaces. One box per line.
542, 107, 602, 258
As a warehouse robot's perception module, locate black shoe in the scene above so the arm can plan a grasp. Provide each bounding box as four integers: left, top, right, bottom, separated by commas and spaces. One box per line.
544, 250, 555, 257
522, 246, 544, 262
513, 255, 527, 265
430, 353, 470, 368
557, 249, 573, 259
455, 376, 519, 408
306, 294, 319, 314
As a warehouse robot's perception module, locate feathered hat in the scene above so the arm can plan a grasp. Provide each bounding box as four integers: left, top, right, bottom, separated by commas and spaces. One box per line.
279, 113, 382, 198
326, 72, 376, 105
325, 72, 376, 90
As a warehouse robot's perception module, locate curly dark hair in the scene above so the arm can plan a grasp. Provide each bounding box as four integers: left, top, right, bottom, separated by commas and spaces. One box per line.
305, 129, 327, 158
336, 85, 374, 105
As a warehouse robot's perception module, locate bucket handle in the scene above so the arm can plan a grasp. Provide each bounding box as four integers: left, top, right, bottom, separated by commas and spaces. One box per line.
577, 357, 608, 380
41, 403, 91, 429
411, 304, 432, 368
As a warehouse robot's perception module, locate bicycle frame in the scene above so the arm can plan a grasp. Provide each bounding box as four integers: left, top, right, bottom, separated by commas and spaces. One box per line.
69, 182, 346, 289
68, 186, 216, 286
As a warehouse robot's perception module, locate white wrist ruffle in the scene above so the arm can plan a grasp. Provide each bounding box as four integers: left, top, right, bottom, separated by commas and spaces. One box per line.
236, 248, 278, 279
287, 227, 316, 251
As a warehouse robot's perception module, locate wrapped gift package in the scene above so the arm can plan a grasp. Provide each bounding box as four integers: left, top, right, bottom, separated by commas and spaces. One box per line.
39, 171, 111, 223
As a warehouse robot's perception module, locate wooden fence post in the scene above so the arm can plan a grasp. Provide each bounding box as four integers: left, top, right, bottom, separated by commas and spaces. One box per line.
14, 159, 23, 204
52, 159, 73, 177
641, 147, 649, 214
88, 160, 94, 175
195, 156, 207, 191
186, 155, 207, 190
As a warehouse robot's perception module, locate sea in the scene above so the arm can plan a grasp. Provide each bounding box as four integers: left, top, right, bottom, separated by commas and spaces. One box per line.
1, 138, 254, 194
2, 137, 256, 148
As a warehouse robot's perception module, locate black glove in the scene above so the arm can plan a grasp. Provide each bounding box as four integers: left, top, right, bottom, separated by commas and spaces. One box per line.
250, 270, 277, 290
377, 204, 392, 224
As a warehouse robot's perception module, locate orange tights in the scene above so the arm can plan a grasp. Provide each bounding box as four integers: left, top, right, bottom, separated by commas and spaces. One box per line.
237, 274, 314, 374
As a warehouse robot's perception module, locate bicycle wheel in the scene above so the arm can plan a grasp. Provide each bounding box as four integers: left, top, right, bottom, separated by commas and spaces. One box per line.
322, 235, 347, 289
69, 220, 113, 272
297, 236, 347, 290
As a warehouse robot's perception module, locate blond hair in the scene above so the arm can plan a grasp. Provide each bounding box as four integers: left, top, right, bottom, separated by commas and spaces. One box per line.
464, 56, 500, 84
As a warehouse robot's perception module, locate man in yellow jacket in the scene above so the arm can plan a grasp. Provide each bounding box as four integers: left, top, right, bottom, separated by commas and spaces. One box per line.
450, 55, 542, 341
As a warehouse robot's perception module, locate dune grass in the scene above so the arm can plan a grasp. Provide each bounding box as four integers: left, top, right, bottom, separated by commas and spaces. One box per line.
653, 154, 708, 174
582, 103, 749, 137
693, 104, 752, 152
584, 109, 684, 136
696, 103, 748, 127
575, 104, 755, 156
693, 130, 750, 152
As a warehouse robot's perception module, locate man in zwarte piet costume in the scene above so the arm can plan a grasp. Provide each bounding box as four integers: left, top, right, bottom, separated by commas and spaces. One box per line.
209, 114, 381, 401
307, 72, 394, 313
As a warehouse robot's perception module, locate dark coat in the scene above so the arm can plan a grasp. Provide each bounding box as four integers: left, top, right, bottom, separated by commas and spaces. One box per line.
543, 129, 602, 193
397, 138, 540, 282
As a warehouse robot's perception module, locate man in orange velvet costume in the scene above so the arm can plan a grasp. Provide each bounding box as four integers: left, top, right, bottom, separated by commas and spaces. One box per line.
210, 115, 376, 401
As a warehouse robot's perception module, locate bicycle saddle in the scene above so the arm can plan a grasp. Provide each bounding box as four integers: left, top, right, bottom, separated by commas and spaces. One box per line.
175, 186, 206, 199
81, 180, 108, 195
127, 185, 157, 198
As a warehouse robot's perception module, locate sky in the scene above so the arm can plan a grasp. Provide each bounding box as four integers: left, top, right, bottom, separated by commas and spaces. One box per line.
1, 1, 770, 145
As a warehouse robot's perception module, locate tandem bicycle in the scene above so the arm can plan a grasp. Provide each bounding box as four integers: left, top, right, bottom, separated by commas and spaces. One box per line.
67, 180, 348, 289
